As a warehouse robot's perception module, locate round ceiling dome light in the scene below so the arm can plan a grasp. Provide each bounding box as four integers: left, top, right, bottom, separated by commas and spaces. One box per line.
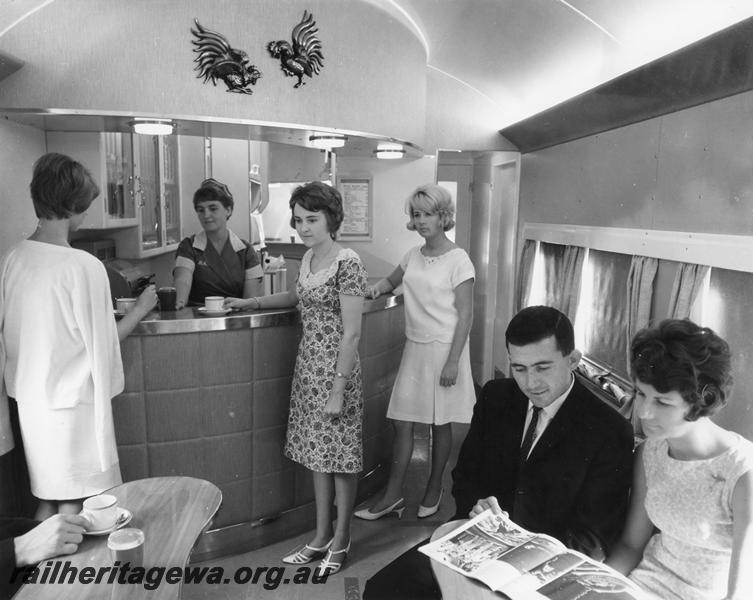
131, 119, 174, 135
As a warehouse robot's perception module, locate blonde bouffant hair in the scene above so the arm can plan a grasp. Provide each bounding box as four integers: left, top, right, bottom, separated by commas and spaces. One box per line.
405, 184, 456, 232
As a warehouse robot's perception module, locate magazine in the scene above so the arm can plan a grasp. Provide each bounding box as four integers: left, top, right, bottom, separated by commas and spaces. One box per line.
419, 509, 649, 600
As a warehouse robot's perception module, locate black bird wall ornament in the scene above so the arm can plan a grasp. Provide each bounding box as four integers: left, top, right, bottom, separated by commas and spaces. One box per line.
267, 10, 324, 88
191, 19, 262, 95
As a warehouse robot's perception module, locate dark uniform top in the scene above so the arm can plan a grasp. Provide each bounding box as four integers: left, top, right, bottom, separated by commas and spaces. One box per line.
174, 230, 263, 306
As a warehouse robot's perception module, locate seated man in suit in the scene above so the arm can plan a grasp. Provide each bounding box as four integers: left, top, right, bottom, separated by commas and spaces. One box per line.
1, 514, 89, 599
363, 305, 634, 599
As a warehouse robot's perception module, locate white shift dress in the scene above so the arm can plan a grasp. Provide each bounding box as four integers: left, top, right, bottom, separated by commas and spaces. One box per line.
387, 246, 476, 425
0, 240, 123, 499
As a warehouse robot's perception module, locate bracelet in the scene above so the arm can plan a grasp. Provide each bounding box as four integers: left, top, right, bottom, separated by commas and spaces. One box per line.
249, 297, 261, 310
335, 371, 349, 379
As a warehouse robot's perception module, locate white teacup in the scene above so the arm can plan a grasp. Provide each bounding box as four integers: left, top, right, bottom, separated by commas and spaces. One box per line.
83, 494, 119, 531
116, 298, 137, 314
204, 296, 224, 312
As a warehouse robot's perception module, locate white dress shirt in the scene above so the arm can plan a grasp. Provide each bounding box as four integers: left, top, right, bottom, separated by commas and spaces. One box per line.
521, 373, 575, 459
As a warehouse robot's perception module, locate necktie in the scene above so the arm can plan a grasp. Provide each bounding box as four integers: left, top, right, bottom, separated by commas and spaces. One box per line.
519, 406, 542, 463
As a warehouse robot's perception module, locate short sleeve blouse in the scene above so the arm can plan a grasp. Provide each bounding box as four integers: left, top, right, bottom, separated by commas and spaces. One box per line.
399, 246, 475, 343
174, 229, 262, 304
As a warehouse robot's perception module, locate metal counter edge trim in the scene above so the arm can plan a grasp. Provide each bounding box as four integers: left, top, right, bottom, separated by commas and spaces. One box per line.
131, 294, 403, 335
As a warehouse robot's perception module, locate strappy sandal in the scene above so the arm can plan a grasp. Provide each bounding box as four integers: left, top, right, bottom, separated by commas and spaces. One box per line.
281, 538, 333, 564
315, 540, 351, 577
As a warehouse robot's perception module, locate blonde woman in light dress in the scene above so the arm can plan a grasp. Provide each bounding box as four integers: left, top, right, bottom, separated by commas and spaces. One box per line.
355, 184, 475, 521
226, 181, 367, 576
0, 153, 156, 520
606, 319, 753, 600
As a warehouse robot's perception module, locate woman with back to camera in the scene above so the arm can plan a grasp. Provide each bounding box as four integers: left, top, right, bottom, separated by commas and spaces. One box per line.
354, 183, 475, 521
0, 152, 157, 520
173, 178, 263, 309
225, 181, 367, 576
606, 319, 753, 600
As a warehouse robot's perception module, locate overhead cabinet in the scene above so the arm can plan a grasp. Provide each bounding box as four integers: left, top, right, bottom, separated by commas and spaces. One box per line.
46, 131, 184, 258
46, 131, 138, 228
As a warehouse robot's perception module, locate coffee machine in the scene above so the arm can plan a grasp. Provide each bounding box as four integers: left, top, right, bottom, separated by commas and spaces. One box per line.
103, 259, 154, 302
71, 239, 154, 303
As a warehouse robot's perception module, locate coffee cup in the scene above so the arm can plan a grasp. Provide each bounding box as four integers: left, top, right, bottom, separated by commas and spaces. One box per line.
116, 298, 137, 315
157, 286, 177, 311
83, 494, 119, 531
108, 528, 144, 567
204, 296, 224, 312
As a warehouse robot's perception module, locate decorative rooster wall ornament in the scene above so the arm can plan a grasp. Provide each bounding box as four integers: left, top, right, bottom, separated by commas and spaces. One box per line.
191, 19, 262, 94
267, 10, 324, 88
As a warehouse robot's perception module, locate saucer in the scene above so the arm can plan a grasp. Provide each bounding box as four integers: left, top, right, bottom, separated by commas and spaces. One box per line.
197, 307, 231, 316
84, 507, 132, 536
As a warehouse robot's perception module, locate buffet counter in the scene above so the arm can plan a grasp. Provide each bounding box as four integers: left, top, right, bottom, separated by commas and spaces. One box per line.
114, 295, 405, 561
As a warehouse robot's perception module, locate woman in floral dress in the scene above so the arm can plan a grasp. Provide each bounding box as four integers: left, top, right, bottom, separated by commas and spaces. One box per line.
226, 181, 367, 577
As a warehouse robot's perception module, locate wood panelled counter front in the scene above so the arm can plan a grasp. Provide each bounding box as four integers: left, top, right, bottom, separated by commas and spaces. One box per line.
113, 296, 405, 561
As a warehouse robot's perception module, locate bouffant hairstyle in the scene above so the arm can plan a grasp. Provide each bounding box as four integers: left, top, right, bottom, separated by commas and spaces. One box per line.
30, 152, 100, 220
193, 178, 234, 211
405, 184, 456, 232
630, 319, 732, 421
288, 181, 344, 239
505, 306, 575, 356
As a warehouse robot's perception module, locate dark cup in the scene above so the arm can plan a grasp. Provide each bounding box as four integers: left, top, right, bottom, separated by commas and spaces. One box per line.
108, 528, 144, 568
157, 287, 177, 311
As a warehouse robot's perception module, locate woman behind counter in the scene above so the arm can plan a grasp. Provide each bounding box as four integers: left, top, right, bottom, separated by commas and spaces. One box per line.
355, 184, 475, 521
0, 153, 157, 520
173, 178, 263, 309
226, 182, 367, 577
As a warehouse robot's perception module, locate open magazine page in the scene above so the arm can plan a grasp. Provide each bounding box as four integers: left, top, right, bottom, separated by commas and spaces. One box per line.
530, 553, 650, 600
419, 510, 566, 591
420, 510, 650, 600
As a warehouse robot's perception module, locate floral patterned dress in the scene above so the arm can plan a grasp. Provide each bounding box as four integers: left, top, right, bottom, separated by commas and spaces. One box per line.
283, 247, 367, 473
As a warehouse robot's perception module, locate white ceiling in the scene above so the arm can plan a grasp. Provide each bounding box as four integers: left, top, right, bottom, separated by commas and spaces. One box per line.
2, 0, 753, 148
371, 0, 753, 128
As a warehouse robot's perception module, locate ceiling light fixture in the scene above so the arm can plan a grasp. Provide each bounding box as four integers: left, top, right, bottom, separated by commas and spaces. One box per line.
131, 119, 174, 135
309, 134, 347, 150
374, 142, 405, 159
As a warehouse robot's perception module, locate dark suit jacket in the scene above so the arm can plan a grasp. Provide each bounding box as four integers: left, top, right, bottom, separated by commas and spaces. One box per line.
1, 517, 37, 600
452, 377, 633, 560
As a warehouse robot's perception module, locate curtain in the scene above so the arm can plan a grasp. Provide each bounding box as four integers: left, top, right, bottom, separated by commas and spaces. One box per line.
626, 255, 658, 360
668, 262, 709, 319
583, 250, 631, 375
559, 245, 586, 324
625, 255, 658, 431
516, 239, 537, 311
541, 242, 585, 325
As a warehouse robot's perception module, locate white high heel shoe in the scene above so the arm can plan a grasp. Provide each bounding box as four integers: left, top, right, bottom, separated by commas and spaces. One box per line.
417, 488, 444, 519
315, 540, 351, 577
353, 497, 405, 521
281, 538, 333, 564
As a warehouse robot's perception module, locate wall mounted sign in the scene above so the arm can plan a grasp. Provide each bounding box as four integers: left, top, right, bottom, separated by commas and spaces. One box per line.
267, 10, 323, 88
191, 19, 262, 94
337, 176, 372, 240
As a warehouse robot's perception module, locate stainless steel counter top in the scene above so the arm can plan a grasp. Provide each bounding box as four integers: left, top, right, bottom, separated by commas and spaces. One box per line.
127, 293, 403, 335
